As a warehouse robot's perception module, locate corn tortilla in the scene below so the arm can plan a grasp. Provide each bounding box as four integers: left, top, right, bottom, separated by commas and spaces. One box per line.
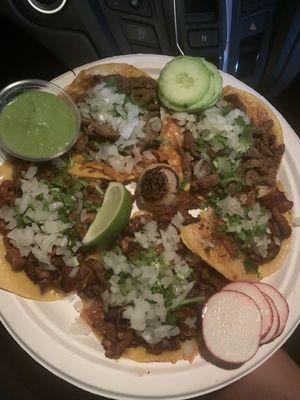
181, 186, 292, 281
222, 85, 283, 146
66, 63, 155, 182
81, 299, 199, 363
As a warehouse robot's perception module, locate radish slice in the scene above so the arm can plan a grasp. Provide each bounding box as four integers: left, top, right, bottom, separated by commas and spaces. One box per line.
222, 282, 273, 338
202, 290, 262, 364
254, 282, 289, 339
259, 294, 280, 344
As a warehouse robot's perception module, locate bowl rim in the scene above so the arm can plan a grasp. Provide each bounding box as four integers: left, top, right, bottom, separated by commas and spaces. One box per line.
0, 79, 80, 162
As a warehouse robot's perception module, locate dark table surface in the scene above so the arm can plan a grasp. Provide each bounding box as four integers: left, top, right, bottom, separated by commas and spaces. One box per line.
0, 320, 299, 400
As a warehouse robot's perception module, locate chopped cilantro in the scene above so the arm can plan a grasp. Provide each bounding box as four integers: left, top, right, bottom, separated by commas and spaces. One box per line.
72, 256, 80, 267
131, 248, 159, 267
212, 132, 228, 149
42, 202, 49, 211
166, 313, 178, 326
221, 104, 233, 116
179, 179, 189, 192
170, 295, 204, 309
244, 259, 258, 272
239, 124, 253, 152
194, 136, 207, 153
155, 136, 169, 145
198, 199, 208, 210
163, 287, 175, 309
85, 202, 99, 213
105, 76, 117, 88
15, 214, 26, 228
235, 116, 246, 127
35, 194, 44, 201
213, 156, 234, 179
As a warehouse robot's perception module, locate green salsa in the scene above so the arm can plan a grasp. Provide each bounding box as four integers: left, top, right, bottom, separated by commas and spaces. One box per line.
0, 90, 78, 159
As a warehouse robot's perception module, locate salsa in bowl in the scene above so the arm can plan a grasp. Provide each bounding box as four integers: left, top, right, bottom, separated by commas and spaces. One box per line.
0, 79, 80, 161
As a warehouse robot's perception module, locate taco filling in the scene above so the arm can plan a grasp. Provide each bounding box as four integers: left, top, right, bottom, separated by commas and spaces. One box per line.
68, 72, 163, 180
0, 57, 294, 363
212, 192, 292, 269
81, 213, 227, 360
0, 162, 108, 294
171, 97, 284, 195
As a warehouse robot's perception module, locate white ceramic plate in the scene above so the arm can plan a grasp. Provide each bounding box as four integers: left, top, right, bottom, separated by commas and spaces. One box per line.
0, 55, 300, 400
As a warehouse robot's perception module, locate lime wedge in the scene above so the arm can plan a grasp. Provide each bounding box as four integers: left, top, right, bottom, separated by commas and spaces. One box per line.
82, 182, 132, 247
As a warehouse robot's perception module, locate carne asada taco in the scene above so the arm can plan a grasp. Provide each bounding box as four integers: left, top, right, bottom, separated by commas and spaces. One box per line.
66, 63, 163, 182
153, 96, 282, 213
158, 78, 292, 281
181, 183, 293, 281
163, 85, 285, 195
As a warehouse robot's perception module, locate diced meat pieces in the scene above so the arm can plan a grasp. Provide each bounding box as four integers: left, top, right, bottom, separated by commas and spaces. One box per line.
241, 118, 284, 188
218, 235, 238, 258
182, 151, 194, 180
192, 173, 220, 190
260, 188, 293, 213
183, 131, 196, 151
83, 301, 135, 359
271, 207, 291, 238
0, 180, 20, 207
82, 119, 119, 142
223, 93, 246, 112
3, 236, 25, 270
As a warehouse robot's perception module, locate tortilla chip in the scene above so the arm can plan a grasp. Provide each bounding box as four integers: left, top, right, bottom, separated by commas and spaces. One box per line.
181, 194, 292, 281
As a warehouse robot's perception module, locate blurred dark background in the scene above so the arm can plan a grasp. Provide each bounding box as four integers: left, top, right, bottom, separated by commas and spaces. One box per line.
0, 0, 299, 399
1, 0, 300, 129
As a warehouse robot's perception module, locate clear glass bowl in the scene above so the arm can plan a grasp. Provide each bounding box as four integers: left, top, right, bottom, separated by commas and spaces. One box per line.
0, 79, 80, 161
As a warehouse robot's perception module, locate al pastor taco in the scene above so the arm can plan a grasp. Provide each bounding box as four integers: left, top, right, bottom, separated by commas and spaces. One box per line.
0, 161, 108, 300
65, 63, 163, 182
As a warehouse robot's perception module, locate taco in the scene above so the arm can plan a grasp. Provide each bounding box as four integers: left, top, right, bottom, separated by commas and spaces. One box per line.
181, 183, 293, 281
65, 63, 163, 182
0, 161, 60, 300
79, 212, 227, 363
0, 160, 225, 363
0, 161, 109, 301
157, 83, 293, 281
0, 55, 293, 365
160, 85, 285, 196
